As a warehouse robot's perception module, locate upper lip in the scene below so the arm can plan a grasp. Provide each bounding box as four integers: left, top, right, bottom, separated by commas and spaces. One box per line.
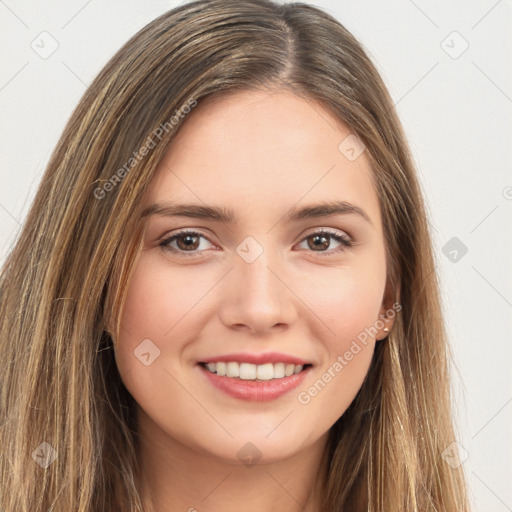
199, 351, 311, 366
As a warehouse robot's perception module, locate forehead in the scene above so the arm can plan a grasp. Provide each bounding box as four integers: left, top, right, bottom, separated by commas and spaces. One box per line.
146, 89, 381, 230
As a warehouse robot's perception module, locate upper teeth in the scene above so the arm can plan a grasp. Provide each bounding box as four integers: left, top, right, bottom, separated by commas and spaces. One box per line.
204, 362, 304, 380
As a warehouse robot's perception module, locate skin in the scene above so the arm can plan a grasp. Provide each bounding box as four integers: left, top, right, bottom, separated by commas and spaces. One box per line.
112, 89, 396, 512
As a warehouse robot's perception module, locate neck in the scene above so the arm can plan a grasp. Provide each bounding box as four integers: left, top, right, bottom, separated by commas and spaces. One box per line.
135, 408, 329, 512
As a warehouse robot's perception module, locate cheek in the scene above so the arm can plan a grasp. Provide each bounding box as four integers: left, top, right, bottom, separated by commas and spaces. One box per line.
113, 252, 212, 382
291, 257, 385, 419
117, 252, 215, 337
295, 252, 386, 341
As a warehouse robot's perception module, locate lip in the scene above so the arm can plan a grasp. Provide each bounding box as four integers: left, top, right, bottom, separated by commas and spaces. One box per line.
199, 351, 311, 366
198, 363, 312, 402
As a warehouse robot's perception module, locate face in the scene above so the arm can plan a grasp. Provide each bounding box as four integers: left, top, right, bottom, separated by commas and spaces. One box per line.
112, 89, 396, 465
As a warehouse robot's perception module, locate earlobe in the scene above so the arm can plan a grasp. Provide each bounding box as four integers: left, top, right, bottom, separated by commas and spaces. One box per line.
376, 317, 392, 341
376, 279, 400, 340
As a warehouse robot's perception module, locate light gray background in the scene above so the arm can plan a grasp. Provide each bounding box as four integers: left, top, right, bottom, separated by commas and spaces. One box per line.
1, 1, 511, 510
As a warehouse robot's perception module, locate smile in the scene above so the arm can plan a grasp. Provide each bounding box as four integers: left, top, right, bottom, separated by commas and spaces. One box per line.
201, 361, 308, 381
197, 361, 312, 402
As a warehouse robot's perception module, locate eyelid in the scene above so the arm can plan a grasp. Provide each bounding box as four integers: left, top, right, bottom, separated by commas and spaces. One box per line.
158, 228, 218, 254
300, 226, 352, 242
295, 227, 353, 255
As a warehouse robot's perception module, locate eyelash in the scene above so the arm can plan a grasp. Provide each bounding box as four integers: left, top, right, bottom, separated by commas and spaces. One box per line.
158, 228, 354, 257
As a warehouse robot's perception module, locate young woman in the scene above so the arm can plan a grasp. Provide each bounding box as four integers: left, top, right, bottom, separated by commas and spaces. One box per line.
0, 0, 470, 510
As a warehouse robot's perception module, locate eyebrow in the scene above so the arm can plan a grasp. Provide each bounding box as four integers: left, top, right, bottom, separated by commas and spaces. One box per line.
142, 200, 372, 226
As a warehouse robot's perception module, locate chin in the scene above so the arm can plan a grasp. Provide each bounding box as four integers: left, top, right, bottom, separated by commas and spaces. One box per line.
194, 427, 317, 467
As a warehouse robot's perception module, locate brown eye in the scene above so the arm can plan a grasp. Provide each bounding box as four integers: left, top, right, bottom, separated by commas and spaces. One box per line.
307, 233, 330, 251
297, 229, 353, 255
159, 230, 214, 256
175, 233, 200, 251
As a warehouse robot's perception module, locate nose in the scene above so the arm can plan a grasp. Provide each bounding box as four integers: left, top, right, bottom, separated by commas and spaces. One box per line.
217, 247, 298, 335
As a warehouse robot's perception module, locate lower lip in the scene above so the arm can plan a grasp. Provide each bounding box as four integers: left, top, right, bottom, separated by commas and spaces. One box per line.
198, 364, 311, 402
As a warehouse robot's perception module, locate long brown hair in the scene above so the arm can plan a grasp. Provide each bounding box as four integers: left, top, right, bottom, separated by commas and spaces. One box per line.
0, 0, 469, 510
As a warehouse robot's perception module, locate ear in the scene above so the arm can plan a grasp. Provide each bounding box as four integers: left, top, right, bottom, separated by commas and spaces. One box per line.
375, 278, 400, 341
